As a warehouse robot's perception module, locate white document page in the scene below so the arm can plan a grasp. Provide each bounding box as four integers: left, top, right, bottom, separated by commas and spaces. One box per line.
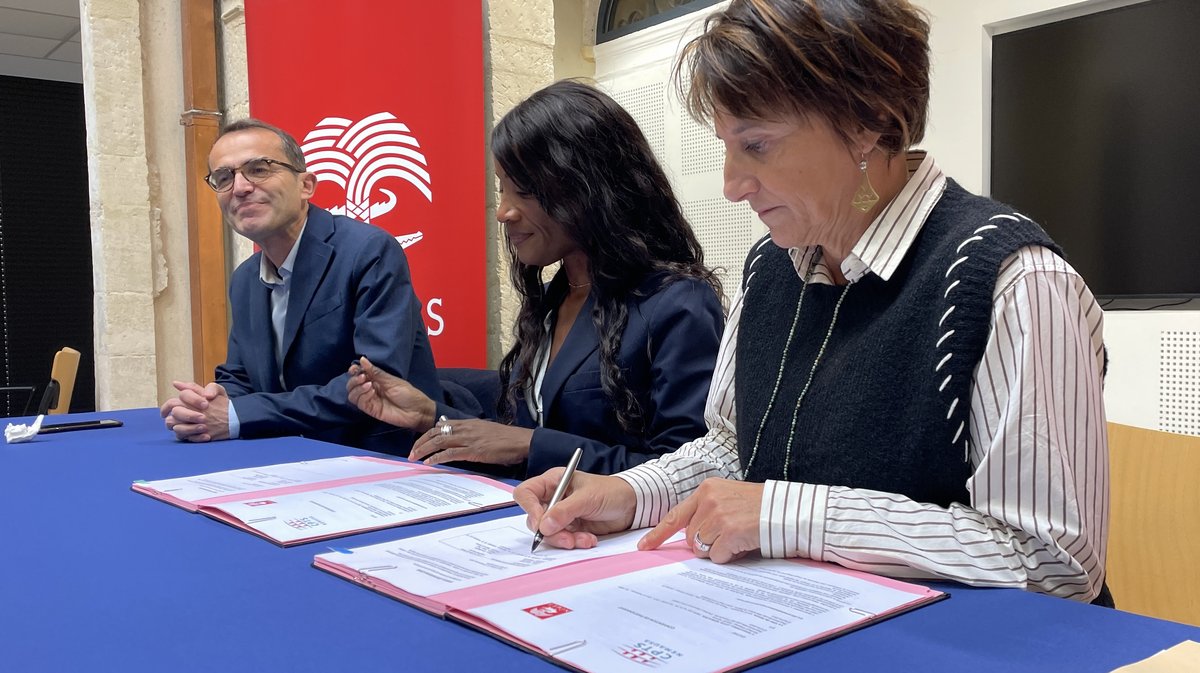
469, 557, 930, 673
139, 456, 414, 503
213, 473, 514, 544
316, 515, 675, 596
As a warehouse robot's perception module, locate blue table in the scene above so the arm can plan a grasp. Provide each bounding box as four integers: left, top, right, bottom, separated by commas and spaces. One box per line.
2, 408, 1197, 672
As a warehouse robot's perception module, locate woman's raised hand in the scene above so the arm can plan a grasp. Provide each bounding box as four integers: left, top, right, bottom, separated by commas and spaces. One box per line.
346, 356, 437, 432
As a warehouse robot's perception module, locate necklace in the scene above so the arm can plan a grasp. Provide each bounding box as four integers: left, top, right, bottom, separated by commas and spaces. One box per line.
568, 280, 591, 289
743, 249, 853, 477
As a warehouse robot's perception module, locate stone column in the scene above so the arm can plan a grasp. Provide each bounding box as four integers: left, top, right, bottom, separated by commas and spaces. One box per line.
79, 0, 158, 409
555, 0, 599, 80
485, 0, 556, 363
143, 0, 196, 401
218, 0, 255, 267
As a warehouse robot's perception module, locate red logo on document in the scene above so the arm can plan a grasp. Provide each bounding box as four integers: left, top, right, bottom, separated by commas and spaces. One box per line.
244, 500, 276, 507
616, 646, 663, 667
613, 640, 682, 668
523, 603, 571, 619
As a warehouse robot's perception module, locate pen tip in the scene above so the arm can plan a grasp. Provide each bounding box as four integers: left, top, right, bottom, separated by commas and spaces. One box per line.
531, 535, 541, 553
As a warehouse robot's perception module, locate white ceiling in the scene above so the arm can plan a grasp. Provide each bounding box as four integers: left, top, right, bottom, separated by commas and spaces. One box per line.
0, 0, 82, 83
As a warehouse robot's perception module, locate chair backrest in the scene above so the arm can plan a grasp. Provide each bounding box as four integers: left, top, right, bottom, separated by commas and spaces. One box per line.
438, 367, 504, 420
43, 347, 80, 415
0, 385, 36, 417
1106, 422, 1200, 626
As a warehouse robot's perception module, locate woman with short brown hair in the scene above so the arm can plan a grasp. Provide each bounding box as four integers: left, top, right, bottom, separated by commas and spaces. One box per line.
516, 0, 1111, 606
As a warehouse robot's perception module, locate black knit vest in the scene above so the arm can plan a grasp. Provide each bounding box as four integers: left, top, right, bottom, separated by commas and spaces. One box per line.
735, 180, 1061, 507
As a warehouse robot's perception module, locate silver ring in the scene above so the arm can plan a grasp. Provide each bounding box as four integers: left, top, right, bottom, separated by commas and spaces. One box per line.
439, 419, 453, 437
692, 531, 712, 553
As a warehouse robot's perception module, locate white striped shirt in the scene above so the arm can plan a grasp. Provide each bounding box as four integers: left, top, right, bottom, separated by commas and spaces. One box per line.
615, 153, 1108, 601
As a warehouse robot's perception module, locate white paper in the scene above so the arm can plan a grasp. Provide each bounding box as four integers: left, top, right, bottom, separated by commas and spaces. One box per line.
215, 473, 514, 544
139, 456, 415, 503
316, 515, 678, 596
468, 557, 926, 673
4, 414, 43, 443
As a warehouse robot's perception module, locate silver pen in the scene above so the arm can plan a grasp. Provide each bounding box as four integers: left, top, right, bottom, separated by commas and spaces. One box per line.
531, 446, 584, 552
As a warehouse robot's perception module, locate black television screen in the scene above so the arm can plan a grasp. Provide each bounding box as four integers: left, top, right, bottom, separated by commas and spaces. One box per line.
990, 0, 1200, 300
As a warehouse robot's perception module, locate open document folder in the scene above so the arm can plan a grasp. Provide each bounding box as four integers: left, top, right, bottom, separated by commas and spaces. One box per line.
132, 456, 514, 546
314, 515, 946, 673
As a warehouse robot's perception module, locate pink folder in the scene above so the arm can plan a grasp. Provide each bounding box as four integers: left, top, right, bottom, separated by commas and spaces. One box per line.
315, 539, 946, 672
132, 456, 515, 546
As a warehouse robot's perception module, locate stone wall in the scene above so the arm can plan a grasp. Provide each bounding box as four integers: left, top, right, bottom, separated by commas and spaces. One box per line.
485, 0, 556, 363
79, 0, 161, 409
217, 1, 254, 267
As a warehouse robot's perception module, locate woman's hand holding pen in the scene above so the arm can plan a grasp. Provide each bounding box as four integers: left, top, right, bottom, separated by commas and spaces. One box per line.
347, 356, 437, 432
513, 470, 637, 550
514, 472, 762, 563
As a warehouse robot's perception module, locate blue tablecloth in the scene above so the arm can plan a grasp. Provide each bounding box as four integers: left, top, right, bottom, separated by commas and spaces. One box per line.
2, 408, 1197, 672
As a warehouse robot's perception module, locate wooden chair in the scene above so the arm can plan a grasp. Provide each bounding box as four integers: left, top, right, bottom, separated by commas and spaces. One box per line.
38, 347, 80, 415
1106, 422, 1200, 626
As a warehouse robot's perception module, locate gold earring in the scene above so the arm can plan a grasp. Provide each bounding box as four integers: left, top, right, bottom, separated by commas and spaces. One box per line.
851, 154, 879, 213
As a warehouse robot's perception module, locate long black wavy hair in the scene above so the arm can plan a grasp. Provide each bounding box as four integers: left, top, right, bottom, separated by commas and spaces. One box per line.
493, 80, 723, 434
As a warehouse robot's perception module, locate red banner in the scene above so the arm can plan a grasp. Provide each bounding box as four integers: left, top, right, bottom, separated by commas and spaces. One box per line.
245, 1, 486, 367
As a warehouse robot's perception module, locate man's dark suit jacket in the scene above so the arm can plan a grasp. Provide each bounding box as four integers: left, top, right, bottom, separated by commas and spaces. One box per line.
217, 205, 441, 453
441, 274, 724, 477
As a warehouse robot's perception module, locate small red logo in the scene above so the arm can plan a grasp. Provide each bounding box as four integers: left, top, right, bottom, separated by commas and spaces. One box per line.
243, 500, 276, 507
617, 646, 661, 666
522, 603, 571, 619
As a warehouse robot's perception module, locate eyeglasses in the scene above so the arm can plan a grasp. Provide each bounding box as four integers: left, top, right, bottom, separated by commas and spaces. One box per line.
205, 157, 304, 192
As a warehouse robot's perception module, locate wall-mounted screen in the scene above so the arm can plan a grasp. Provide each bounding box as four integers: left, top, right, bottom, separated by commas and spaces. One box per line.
991, 0, 1200, 300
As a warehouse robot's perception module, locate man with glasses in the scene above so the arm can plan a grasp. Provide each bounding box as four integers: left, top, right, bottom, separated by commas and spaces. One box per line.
160, 118, 440, 453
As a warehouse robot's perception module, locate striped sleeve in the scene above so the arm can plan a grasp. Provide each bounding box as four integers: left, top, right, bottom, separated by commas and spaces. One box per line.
758, 245, 1109, 601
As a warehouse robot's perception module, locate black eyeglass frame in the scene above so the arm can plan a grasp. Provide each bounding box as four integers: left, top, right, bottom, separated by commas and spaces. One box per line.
205, 157, 305, 192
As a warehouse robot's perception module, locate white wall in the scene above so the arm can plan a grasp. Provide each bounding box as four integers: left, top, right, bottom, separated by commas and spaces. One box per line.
918, 0, 1200, 433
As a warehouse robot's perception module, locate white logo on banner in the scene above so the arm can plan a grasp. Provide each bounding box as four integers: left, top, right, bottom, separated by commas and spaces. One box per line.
301, 112, 430, 249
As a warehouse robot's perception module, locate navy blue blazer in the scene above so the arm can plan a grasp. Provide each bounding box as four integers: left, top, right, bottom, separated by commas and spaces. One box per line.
217, 205, 441, 452
442, 275, 724, 477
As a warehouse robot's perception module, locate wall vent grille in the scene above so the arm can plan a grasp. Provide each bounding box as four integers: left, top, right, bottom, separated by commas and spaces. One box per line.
682, 196, 754, 293
680, 110, 724, 176
1158, 330, 1200, 435
609, 81, 666, 163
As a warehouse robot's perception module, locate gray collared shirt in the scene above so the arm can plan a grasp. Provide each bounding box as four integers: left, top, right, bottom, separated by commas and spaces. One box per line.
228, 218, 308, 438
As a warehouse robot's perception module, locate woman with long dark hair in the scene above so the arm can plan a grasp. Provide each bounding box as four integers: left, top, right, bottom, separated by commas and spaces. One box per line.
349, 80, 724, 477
